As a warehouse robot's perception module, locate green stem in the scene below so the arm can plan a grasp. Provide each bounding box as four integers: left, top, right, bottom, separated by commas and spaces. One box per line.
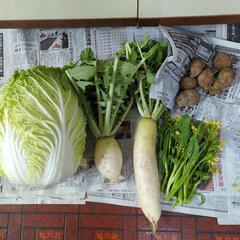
109, 97, 124, 133
125, 43, 132, 60
103, 56, 119, 136
183, 178, 189, 204
66, 68, 101, 138
133, 59, 146, 76
135, 96, 145, 117
151, 102, 164, 121
137, 43, 147, 71
152, 100, 160, 116
166, 160, 200, 202
165, 164, 178, 196
111, 97, 134, 136
161, 162, 169, 192
184, 179, 203, 204
109, 57, 145, 131
148, 96, 153, 114
165, 155, 188, 196
139, 78, 150, 117
94, 61, 103, 132
77, 90, 101, 138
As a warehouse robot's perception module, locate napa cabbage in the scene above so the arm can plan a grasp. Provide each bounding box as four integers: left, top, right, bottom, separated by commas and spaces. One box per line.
0, 66, 86, 186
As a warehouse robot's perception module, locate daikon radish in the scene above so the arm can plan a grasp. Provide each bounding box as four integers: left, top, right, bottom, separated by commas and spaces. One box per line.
134, 118, 160, 232
119, 38, 168, 232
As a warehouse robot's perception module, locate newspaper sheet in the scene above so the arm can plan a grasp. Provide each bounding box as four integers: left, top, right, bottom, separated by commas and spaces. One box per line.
150, 26, 240, 222
0, 27, 150, 203
1, 25, 240, 224
218, 214, 240, 225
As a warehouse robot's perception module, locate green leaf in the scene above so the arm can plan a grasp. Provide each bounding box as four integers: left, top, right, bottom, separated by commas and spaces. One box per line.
99, 101, 107, 107
155, 50, 163, 65
118, 61, 137, 78
139, 35, 150, 49
143, 44, 159, 60
80, 47, 95, 64
128, 50, 139, 64
60, 72, 71, 90
178, 115, 191, 149
146, 69, 155, 84
97, 60, 113, 73
76, 81, 93, 91
67, 65, 95, 81
100, 89, 108, 103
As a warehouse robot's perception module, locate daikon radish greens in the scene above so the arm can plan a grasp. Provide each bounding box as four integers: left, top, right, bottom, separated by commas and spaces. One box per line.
66, 48, 140, 183
118, 37, 168, 232
159, 114, 224, 207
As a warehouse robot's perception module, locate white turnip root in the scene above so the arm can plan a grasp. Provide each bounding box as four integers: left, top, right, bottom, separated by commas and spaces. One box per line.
95, 137, 123, 184
134, 118, 161, 233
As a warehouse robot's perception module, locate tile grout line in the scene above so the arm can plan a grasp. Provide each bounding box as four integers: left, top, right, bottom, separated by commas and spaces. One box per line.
180, 215, 183, 240
6, 214, 9, 240
121, 213, 124, 240
78, 205, 81, 240
20, 205, 24, 240
34, 227, 37, 240
135, 208, 138, 239
63, 213, 66, 240
194, 216, 197, 240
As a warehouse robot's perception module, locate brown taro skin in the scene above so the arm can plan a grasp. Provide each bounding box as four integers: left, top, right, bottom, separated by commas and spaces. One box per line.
175, 89, 200, 107
209, 67, 236, 95
189, 59, 206, 78
213, 52, 232, 70
197, 67, 215, 91
180, 76, 198, 90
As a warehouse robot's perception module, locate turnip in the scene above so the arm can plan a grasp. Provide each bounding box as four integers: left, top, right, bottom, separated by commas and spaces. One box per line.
95, 137, 122, 183
66, 47, 139, 183
120, 38, 168, 232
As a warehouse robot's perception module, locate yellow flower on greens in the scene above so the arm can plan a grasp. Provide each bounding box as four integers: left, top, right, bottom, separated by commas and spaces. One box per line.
175, 115, 182, 122
175, 130, 180, 136
191, 124, 197, 132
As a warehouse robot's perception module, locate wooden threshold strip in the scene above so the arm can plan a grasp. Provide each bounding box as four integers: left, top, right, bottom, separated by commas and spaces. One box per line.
138, 14, 240, 26
0, 14, 239, 28
0, 18, 137, 28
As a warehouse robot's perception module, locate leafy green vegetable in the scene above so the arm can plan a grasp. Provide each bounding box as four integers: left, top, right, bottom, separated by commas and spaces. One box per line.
0, 66, 86, 186
66, 47, 140, 138
159, 114, 223, 207
117, 36, 168, 121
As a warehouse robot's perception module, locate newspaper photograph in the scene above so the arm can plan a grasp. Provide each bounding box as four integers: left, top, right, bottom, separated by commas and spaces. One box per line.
0, 25, 240, 224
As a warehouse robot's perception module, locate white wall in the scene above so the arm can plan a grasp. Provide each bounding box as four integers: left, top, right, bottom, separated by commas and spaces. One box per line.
139, 0, 240, 18
0, 0, 137, 20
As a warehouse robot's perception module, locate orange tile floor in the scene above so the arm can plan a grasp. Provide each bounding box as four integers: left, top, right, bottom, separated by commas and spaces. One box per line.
0, 202, 240, 239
